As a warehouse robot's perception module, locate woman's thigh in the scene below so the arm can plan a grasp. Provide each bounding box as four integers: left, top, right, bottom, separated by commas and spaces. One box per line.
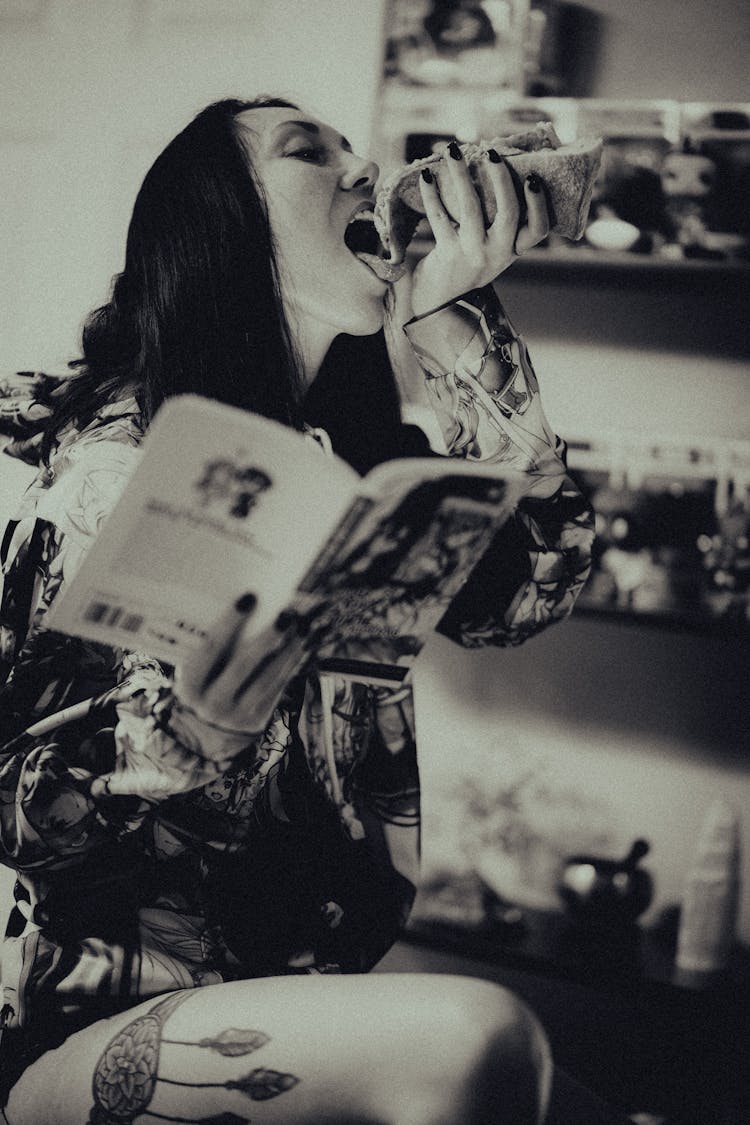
4, 973, 551, 1125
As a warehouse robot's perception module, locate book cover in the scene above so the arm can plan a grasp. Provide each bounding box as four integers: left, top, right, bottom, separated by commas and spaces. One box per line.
46, 395, 526, 683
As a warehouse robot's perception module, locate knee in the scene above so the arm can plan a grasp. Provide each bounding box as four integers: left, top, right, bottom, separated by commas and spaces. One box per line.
469, 978, 552, 1125
418, 976, 552, 1125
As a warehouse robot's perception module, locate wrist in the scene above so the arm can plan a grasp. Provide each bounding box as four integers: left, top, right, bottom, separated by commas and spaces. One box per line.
403, 286, 511, 377
405, 287, 490, 327
158, 691, 258, 762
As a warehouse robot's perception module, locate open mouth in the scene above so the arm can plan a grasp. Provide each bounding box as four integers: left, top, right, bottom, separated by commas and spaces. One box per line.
344, 207, 382, 257
344, 205, 406, 283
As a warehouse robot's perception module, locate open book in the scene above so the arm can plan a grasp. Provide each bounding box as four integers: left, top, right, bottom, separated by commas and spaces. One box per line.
47, 395, 528, 686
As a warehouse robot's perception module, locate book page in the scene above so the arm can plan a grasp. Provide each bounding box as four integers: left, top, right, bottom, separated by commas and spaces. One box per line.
301, 460, 528, 682
46, 395, 359, 662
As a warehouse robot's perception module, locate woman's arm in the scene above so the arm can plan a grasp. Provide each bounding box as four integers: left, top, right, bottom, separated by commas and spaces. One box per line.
403, 284, 557, 467
379, 152, 594, 645
398, 284, 595, 646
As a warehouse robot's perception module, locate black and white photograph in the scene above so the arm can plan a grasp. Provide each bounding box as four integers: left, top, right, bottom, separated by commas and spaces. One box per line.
1, 2, 748, 1123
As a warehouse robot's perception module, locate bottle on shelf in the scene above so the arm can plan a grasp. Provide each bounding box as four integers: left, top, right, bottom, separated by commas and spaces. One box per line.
674, 798, 741, 987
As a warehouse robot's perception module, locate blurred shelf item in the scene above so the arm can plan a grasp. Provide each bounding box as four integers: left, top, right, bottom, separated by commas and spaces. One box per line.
564, 432, 750, 639
381, 0, 531, 95
575, 98, 682, 144
681, 101, 750, 143
406, 907, 750, 993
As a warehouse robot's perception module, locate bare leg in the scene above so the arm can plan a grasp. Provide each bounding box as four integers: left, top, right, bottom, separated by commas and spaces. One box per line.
5, 973, 551, 1125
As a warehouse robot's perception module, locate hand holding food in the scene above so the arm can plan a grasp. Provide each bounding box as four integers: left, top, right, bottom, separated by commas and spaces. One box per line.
374, 122, 603, 265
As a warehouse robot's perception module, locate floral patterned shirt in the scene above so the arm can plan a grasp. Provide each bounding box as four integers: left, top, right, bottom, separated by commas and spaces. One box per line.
0, 286, 593, 1092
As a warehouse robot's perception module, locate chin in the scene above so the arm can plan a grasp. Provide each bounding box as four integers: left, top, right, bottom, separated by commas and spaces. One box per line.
342, 295, 387, 336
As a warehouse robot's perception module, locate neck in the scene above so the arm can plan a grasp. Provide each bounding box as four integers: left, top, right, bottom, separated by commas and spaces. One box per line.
290, 309, 337, 389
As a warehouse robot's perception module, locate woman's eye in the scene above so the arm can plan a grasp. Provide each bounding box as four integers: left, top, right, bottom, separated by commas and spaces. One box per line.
287, 146, 326, 164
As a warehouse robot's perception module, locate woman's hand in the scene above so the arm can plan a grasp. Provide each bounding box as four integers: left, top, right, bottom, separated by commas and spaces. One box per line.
407, 143, 550, 318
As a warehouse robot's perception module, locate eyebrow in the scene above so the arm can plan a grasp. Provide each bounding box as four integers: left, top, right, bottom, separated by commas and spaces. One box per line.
274, 120, 352, 151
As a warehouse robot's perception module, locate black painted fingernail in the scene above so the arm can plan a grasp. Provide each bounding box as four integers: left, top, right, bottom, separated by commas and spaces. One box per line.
297, 614, 313, 638
275, 609, 296, 631
235, 592, 257, 614
448, 141, 463, 160
526, 173, 542, 193
488, 148, 503, 163
421, 167, 433, 184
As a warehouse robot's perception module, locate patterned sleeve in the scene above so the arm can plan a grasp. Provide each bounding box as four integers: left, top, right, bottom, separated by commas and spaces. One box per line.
402, 284, 595, 647
0, 439, 255, 874
0, 370, 66, 463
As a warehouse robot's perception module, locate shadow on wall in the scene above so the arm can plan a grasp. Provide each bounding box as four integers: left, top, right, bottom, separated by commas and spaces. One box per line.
528, 3, 607, 98
441, 613, 750, 768
500, 269, 749, 360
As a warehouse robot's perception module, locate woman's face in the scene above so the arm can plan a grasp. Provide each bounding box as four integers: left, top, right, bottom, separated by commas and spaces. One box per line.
238, 106, 386, 369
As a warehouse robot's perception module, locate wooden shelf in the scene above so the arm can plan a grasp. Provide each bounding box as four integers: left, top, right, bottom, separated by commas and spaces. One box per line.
516, 247, 749, 273
573, 601, 750, 641
404, 910, 750, 997
407, 238, 750, 274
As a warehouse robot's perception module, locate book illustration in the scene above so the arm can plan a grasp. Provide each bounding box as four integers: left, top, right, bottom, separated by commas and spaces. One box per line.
194, 457, 273, 520
302, 477, 510, 674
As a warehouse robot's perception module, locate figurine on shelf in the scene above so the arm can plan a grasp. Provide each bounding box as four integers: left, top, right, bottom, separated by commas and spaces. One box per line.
388, 0, 522, 88
556, 840, 654, 980
558, 839, 654, 926
584, 484, 662, 610
423, 0, 497, 54
698, 500, 750, 621
661, 142, 722, 259
586, 141, 672, 255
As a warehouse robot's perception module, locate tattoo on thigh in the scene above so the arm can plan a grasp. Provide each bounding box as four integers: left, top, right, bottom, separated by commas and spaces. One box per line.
86, 991, 299, 1124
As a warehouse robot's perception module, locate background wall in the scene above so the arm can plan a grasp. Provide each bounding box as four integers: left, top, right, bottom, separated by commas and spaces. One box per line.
1, 1, 749, 943
0, 0, 387, 372
573, 0, 750, 102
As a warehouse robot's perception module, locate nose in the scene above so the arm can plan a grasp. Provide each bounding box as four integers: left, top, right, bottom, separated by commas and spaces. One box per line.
339, 152, 379, 192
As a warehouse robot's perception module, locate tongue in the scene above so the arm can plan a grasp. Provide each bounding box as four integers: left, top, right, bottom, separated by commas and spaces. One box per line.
355, 252, 406, 283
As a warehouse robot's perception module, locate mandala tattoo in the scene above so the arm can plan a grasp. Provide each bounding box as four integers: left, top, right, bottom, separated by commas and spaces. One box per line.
86, 991, 299, 1124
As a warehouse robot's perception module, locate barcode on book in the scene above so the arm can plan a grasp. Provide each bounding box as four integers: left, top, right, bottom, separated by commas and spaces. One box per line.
84, 601, 144, 634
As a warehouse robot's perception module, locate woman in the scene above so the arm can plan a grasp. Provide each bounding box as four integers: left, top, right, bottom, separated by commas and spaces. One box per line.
0, 98, 597, 1124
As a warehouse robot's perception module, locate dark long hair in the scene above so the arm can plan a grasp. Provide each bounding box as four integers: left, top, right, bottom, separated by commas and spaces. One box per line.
42, 97, 305, 458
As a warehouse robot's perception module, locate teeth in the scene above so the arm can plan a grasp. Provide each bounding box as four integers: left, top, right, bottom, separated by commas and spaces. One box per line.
347, 207, 375, 227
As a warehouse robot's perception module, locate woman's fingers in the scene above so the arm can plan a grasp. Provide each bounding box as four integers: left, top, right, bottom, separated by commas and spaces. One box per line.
410, 145, 550, 311
176, 599, 326, 738
484, 151, 522, 243
419, 143, 550, 259
177, 592, 257, 698
441, 141, 485, 244
417, 167, 458, 244
514, 173, 551, 254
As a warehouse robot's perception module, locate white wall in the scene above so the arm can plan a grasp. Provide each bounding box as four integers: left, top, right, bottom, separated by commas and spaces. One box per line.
0, 0, 387, 371
581, 0, 750, 101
